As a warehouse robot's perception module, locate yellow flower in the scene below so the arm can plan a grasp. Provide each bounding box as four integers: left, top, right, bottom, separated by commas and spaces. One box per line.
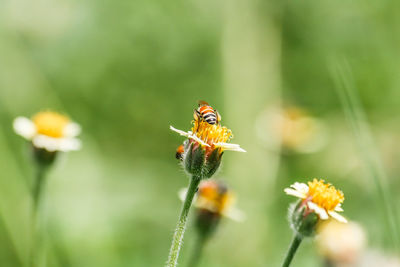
284, 179, 347, 223
13, 111, 81, 152
317, 220, 366, 264
179, 180, 244, 221
170, 119, 245, 155
171, 104, 245, 178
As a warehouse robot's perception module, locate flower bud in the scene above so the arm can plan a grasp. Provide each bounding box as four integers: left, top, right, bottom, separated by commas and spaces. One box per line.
203, 149, 223, 178
180, 140, 224, 179
170, 104, 245, 179
184, 142, 206, 177
289, 201, 319, 237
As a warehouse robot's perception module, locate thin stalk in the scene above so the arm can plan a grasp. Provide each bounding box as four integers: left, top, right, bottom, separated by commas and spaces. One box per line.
33, 165, 47, 214
166, 175, 201, 267
30, 164, 48, 267
331, 59, 400, 250
281, 234, 302, 267
187, 234, 207, 267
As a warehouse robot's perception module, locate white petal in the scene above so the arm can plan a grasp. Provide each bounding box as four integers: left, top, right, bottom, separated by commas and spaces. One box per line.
64, 122, 81, 137
32, 135, 81, 152
170, 126, 191, 138
170, 126, 210, 147
328, 211, 348, 223
284, 188, 307, 199
33, 135, 59, 152
188, 133, 210, 147
224, 208, 246, 222
214, 142, 246, 152
291, 182, 309, 194
59, 138, 81, 151
308, 201, 329, 220
13, 117, 36, 139
334, 204, 344, 212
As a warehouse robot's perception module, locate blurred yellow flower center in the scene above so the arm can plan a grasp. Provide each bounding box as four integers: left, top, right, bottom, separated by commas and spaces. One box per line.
192, 120, 232, 150
279, 107, 316, 149
307, 179, 344, 211
197, 181, 233, 214
33, 112, 70, 138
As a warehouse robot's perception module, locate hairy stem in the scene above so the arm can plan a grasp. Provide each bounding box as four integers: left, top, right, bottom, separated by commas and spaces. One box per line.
281, 234, 302, 267
166, 175, 201, 267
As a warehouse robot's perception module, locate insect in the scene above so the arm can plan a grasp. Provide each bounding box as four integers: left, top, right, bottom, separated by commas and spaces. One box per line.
175, 144, 185, 160
193, 101, 221, 125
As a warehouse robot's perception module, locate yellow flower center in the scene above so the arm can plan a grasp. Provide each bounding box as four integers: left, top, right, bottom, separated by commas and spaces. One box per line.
32, 111, 70, 138
197, 181, 233, 214
192, 120, 232, 150
307, 179, 344, 211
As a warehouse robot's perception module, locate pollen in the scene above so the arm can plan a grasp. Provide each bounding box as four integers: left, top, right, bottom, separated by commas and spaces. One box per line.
192, 120, 232, 150
307, 179, 344, 211
32, 111, 70, 138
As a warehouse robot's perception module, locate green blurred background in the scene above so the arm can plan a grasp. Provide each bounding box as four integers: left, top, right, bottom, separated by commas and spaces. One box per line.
0, 0, 400, 266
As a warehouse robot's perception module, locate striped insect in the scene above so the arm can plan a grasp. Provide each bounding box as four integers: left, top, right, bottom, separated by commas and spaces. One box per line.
193, 101, 221, 125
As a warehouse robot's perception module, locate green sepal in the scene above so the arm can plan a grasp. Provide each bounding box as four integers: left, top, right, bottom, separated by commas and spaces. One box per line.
190, 145, 205, 176
184, 143, 206, 176
32, 146, 57, 168
203, 149, 222, 178
184, 143, 194, 173
289, 201, 318, 238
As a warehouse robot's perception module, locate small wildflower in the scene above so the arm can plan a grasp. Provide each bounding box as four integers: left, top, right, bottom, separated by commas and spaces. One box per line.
14, 111, 81, 267
13, 111, 81, 152
285, 179, 347, 225
281, 179, 347, 267
317, 220, 366, 265
170, 105, 245, 178
167, 102, 245, 267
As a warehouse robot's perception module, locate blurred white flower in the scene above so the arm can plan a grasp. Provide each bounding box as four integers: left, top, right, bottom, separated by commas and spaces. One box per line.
360, 250, 400, 267
256, 106, 327, 153
14, 111, 81, 152
316, 220, 366, 265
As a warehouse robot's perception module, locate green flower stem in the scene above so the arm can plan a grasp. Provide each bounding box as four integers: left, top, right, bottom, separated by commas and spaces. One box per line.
33, 164, 48, 213
30, 164, 48, 267
166, 175, 201, 267
281, 234, 303, 267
